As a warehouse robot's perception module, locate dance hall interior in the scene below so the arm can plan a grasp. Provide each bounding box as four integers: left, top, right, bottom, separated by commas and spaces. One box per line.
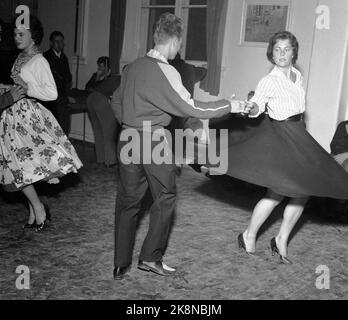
0, 0, 347, 301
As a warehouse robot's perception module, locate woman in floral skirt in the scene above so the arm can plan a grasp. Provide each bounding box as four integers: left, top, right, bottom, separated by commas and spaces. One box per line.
0, 15, 82, 232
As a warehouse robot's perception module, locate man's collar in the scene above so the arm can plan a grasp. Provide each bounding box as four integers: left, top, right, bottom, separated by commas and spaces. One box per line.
147, 49, 168, 64
52, 49, 62, 58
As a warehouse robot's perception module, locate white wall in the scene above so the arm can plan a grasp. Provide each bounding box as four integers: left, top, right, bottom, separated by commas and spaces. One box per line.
38, 0, 111, 143
218, 0, 317, 101
305, 0, 348, 150
38, 0, 75, 58
221, 0, 348, 151
341, 47, 348, 121
69, 0, 111, 142
75, 0, 111, 89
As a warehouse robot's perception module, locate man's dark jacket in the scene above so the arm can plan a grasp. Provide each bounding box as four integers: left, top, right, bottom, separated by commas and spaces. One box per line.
43, 48, 72, 97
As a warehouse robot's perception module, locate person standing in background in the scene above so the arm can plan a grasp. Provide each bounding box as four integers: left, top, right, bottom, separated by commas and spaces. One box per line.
43, 31, 72, 135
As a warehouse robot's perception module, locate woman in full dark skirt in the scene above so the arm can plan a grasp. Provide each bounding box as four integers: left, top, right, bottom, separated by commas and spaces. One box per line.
223, 31, 348, 263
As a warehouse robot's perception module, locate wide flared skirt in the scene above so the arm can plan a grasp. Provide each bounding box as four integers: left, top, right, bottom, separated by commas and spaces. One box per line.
0, 98, 83, 192
209, 117, 348, 199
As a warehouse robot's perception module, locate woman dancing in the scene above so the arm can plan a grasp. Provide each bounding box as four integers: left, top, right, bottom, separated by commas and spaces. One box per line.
0, 15, 82, 232
221, 31, 348, 263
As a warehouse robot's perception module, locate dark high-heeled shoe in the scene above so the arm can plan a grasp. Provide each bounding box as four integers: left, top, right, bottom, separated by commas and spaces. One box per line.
270, 237, 292, 264
35, 204, 51, 232
35, 220, 47, 232
238, 233, 255, 255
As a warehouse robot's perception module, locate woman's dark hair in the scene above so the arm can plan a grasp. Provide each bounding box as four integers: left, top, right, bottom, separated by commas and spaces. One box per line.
13, 15, 44, 46
97, 56, 110, 70
153, 12, 183, 44
29, 15, 44, 45
266, 31, 299, 65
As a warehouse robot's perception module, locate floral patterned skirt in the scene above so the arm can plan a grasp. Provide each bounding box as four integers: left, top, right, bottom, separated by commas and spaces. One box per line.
0, 98, 83, 192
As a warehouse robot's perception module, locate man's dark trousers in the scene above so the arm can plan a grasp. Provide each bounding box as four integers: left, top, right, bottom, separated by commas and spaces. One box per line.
114, 133, 176, 268
45, 95, 71, 136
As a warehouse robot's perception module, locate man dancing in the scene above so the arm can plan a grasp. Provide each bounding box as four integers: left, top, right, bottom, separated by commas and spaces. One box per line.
112, 13, 246, 280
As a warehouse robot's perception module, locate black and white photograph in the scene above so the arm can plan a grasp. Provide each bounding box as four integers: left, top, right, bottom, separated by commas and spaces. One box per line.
0, 0, 347, 306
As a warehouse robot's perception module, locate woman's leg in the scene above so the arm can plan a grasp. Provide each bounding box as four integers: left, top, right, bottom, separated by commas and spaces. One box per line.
22, 185, 46, 224
243, 189, 284, 252
275, 197, 308, 257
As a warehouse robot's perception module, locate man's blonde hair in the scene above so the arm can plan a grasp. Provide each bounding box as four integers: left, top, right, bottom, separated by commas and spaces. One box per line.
153, 13, 183, 45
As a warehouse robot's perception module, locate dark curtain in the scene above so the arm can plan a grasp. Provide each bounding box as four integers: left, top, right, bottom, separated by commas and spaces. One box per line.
200, 0, 228, 96
109, 0, 127, 74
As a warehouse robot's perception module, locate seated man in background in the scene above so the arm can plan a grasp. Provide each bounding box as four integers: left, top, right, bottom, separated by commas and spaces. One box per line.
69, 56, 112, 104
85, 56, 112, 92
67, 56, 119, 167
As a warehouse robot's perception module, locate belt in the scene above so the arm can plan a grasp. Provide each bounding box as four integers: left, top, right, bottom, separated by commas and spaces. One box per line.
270, 113, 304, 122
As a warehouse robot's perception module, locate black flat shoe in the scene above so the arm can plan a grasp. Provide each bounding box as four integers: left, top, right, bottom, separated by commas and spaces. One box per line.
270, 237, 292, 264
113, 266, 130, 280
238, 233, 255, 255
138, 260, 176, 277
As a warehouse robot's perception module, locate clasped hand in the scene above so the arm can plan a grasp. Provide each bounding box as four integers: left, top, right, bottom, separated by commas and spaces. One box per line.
0, 84, 27, 102
1, 75, 28, 102
0, 84, 11, 95
228, 96, 259, 116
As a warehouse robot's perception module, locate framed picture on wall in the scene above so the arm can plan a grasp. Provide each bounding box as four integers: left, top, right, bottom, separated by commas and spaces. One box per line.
240, 0, 291, 47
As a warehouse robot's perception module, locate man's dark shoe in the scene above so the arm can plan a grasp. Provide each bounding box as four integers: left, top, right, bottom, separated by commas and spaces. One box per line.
113, 266, 130, 280
138, 260, 176, 277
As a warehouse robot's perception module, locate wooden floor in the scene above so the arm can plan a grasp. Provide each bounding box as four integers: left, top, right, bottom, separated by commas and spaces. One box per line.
0, 140, 347, 300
